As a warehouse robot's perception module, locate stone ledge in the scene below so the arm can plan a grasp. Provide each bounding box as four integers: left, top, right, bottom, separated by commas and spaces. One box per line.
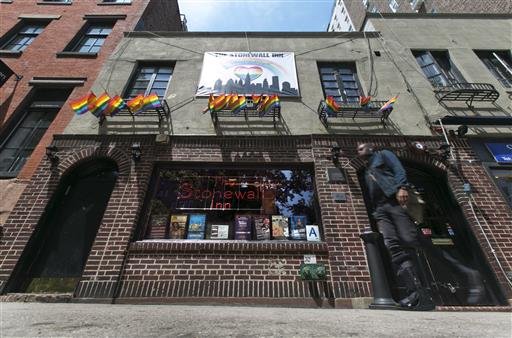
0, 293, 73, 303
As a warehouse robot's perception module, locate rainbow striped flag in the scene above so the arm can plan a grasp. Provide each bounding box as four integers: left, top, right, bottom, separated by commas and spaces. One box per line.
225, 94, 239, 110
260, 95, 279, 116
104, 95, 126, 117
359, 95, 372, 106
70, 92, 96, 115
252, 95, 262, 106
88, 93, 111, 117
142, 93, 162, 111
378, 95, 398, 114
212, 94, 228, 112
203, 94, 215, 113
231, 95, 247, 114
127, 95, 145, 114
325, 96, 341, 114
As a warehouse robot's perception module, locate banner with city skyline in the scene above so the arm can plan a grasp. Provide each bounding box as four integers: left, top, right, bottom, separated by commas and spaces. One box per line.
196, 52, 300, 97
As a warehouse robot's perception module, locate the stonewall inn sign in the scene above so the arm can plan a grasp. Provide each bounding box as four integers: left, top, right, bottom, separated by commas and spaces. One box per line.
196, 52, 300, 97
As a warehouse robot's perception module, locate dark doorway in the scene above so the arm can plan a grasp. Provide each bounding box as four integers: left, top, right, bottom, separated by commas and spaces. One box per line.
359, 160, 507, 306
4, 158, 118, 293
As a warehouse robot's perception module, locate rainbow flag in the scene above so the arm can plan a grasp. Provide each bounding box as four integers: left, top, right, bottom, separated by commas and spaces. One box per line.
212, 94, 228, 112
231, 95, 247, 114
127, 95, 145, 114
88, 93, 111, 117
142, 93, 162, 111
325, 96, 341, 114
252, 95, 262, 106
378, 95, 398, 114
359, 95, 372, 106
203, 94, 215, 113
225, 94, 239, 110
70, 92, 96, 115
260, 95, 279, 116
104, 95, 126, 117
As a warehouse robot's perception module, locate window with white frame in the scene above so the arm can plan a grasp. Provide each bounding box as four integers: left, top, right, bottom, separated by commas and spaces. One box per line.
125, 64, 174, 100
474, 50, 512, 88
388, 0, 399, 12
413, 50, 465, 87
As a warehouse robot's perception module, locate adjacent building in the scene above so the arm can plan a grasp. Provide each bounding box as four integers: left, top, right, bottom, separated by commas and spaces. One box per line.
0, 0, 184, 226
328, 0, 512, 32
0, 9, 511, 309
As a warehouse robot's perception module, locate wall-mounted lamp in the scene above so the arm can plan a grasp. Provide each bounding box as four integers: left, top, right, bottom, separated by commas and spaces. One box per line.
45, 145, 59, 163
330, 146, 342, 163
131, 142, 141, 162
457, 125, 468, 137
437, 143, 451, 161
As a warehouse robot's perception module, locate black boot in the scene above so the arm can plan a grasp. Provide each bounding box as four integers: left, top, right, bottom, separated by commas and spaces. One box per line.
397, 261, 435, 311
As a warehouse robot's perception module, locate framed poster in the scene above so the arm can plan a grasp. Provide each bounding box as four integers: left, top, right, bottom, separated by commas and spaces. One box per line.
196, 52, 300, 97
271, 215, 289, 240
290, 215, 307, 240
254, 215, 271, 240
187, 214, 206, 239
170, 214, 187, 239
234, 215, 252, 240
210, 224, 230, 240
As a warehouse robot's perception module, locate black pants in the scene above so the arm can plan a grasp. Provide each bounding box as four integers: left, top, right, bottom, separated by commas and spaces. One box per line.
373, 199, 421, 266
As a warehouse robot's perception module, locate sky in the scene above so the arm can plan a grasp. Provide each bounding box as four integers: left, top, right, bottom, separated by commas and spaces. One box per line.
177, 0, 335, 32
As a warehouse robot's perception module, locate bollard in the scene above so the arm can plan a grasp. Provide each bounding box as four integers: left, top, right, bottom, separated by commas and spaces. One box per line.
360, 229, 397, 309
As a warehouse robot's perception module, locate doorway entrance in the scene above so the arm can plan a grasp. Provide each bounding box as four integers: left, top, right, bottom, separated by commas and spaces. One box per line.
4, 158, 118, 293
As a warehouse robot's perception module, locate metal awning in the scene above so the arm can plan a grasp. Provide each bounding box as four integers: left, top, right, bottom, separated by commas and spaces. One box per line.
434, 82, 499, 107
433, 115, 512, 126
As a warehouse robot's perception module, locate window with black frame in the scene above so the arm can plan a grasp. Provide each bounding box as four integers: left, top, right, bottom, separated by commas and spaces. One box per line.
412, 50, 465, 87
67, 21, 114, 54
139, 167, 320, 242
474, 50, 512, 88
318, 63, 362, 104
0, 87, 73, 177
124, 65, 174, 100
0, 21, 48, 52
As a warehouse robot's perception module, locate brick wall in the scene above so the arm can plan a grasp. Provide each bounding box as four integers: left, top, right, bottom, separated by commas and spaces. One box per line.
0, 134, 510, 307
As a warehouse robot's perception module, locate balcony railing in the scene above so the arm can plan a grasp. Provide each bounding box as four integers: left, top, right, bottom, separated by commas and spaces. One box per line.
99, 99, 171, 126
317, 99, 391, 127
434, 82, 499, 107
209, 98, 281, 129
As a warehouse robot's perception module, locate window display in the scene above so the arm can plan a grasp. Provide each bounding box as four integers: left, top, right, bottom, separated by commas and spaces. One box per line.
140, 167, 319, 241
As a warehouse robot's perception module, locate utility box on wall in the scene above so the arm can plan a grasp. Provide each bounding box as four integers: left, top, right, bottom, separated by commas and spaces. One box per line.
299, 263, 326, 281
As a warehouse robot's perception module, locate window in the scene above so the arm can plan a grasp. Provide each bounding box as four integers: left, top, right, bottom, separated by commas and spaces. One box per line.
137, 166, 319, 241
125, 65, 173, 99
1, 22, 46, 52
413, 50, 465, 87
102, 0, 130, 3
69, 22, 114, 53
318, 63, 362, 103
475, 50, 512, 88
0, 88, 72, 177
41, 0, 72, 3
388, 0, 399, 12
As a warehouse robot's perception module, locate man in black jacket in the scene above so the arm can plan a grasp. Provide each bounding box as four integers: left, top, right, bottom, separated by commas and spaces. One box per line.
358, 143, 435, 310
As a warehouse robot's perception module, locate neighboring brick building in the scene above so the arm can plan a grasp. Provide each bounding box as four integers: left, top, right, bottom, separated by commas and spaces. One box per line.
0, 0, 184, 225
328, 0, 512, 32
1, 15, 511, 310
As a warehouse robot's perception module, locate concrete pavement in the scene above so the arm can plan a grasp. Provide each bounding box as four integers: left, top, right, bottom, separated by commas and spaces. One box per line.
0, 302, 511, 337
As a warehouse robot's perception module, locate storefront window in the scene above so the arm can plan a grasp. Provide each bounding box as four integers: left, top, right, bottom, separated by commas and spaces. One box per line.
139, 166, 319, 241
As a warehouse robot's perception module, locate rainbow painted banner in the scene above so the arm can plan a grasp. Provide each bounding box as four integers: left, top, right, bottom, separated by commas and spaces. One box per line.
257, 94, 279, 116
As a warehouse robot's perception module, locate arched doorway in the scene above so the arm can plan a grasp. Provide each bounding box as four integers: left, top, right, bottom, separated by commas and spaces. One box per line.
4, 158, 118, 293
358, 158, 507, 306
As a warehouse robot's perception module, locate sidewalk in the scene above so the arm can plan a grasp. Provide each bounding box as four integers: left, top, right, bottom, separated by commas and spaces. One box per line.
1, 302, 511, 337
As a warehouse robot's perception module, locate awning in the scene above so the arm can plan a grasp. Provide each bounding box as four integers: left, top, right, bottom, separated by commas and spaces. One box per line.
433, 115, 512, 126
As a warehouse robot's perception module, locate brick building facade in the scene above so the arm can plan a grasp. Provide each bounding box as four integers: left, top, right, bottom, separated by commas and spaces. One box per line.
1, 17, 511, 309
0, 0, 183, 224
328, 0, 512, 32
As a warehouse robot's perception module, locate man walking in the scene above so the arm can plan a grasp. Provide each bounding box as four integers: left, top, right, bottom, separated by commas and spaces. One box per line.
357, 143, 435, 310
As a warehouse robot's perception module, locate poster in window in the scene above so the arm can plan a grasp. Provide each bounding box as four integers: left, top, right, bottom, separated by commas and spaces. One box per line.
234, 215, 252, 240
170, 214, 187, 239
210, 224, 230, 240
271, 215, 289, 240
290, 215, 307, 240
254, 215, 271, 240
186, 214, 206, 239
147, 214, 168, 239
196, 52, 300, 97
